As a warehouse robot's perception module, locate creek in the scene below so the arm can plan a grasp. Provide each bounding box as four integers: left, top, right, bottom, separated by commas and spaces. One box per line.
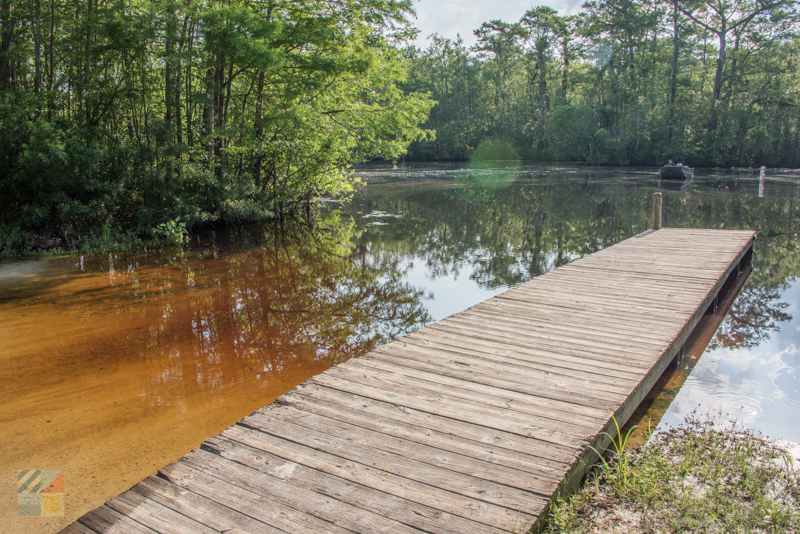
2, 163, 799, 532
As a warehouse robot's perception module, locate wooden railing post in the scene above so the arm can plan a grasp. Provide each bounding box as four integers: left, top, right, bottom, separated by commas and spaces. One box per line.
652, 192, 663, 230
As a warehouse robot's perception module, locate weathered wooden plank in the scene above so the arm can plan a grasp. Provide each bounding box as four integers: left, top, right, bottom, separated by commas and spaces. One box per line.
394, 332, 653, 377
202, 433, 494, 534
461, 307, 679, 345
310, 371, 606, 446
77, 506, 159, 534
159, 459, 355, 534
507, 283, 705, 311
280, 390, 567, 479
362, 352, 629, 417
286, 384, 578, 465
474, 299, 687, 335
59, 523, 98, 534
420, 321, 661, 364
220, 421, 544, 527
363, 349, 632, 402
104, 491, 219, 534
132, 475, 282, 534
209, 425, 527, 530
247, 407, 559, 496
444, 313, 671, 351
470, 297, 686, 331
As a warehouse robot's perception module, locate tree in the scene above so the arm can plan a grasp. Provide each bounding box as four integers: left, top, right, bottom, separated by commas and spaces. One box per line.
677, 0, 799, 134
473, 20, 522, 140
0, 0, 434, 249
520, 6, 560, 150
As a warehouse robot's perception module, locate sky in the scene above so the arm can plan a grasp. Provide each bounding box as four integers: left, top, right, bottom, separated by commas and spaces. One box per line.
411, 0, 586, 48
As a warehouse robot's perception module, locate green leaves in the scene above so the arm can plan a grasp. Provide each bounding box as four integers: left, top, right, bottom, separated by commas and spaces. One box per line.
0, 0, 434, 245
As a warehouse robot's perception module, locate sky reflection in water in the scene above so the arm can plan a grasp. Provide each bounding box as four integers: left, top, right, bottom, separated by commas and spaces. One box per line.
349, 163, 800, 442
662, 280, 800, 440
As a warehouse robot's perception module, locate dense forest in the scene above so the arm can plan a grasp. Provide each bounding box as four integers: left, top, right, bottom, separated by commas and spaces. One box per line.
403, 0, 800, 167
1, 0, 799, 251
0, 0, 433, 249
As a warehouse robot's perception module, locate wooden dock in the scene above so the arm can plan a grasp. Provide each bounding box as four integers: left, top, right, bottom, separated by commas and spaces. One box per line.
62, 228, 755, 534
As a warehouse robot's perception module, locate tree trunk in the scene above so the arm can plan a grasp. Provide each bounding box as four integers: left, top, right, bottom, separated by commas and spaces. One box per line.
34, 0, 42, 92
561, 34, 569, 100
176, 14, 190, 147
538, 48, 547, 122
203, 64, 215, 165
165, 6, 176, 143
84, 0, 93, 123
214, 56, 224, 180
254, 70, 265, 190
185, 20, 195, 148
710, 21, 727, 132
48, 0, 55, 90
627, 30, 636, 105
667, 0, 679, 143
1, 0, 14, 89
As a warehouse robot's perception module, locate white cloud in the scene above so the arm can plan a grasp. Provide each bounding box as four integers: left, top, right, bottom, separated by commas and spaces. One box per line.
412, 0, 574, 48
555, 0, 585, 15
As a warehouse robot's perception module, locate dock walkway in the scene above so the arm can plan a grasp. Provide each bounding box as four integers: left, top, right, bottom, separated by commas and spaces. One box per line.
63, 228, 755, 534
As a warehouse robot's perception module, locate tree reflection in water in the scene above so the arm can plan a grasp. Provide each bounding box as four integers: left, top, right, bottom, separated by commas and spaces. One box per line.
350, 164, 800, 345
711, 286, 792, 350
134, 212, 434, 394
350, 163, 800, 440
0, 211, 433, 533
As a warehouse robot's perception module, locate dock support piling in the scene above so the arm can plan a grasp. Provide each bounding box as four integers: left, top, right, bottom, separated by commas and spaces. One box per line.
652, 193, 663, 230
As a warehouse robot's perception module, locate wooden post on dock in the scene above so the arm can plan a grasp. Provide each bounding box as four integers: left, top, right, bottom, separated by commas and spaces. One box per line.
652, 192, 663, 230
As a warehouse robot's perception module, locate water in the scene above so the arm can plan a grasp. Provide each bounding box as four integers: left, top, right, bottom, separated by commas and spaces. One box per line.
2, 163, 799, 532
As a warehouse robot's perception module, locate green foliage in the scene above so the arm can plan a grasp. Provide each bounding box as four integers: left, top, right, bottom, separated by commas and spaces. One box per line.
152, 217, 189, 246
0, 0, 433, 253
470, 138, 522, 162
463, 138, 522, 192
403, 0, 800, 166
545, 416, 800, 533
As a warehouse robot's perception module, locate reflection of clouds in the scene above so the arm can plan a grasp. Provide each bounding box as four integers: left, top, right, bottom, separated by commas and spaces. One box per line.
723, 346, 759, 370
767, 344, 796, 400
663, 334, 800, 440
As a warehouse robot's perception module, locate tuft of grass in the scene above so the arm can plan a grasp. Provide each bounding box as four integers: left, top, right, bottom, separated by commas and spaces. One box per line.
545, 415, 800, 533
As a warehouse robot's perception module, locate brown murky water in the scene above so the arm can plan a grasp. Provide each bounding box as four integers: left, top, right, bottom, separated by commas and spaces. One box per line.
1, 241, 429, 533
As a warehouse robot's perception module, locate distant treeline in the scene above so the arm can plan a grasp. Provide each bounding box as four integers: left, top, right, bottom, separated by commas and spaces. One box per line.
0, 0, 432, 250
402, 0, 800, 167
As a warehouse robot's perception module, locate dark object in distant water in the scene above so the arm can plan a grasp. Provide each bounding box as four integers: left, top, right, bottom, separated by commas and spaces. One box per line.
660, 165, 694, 180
